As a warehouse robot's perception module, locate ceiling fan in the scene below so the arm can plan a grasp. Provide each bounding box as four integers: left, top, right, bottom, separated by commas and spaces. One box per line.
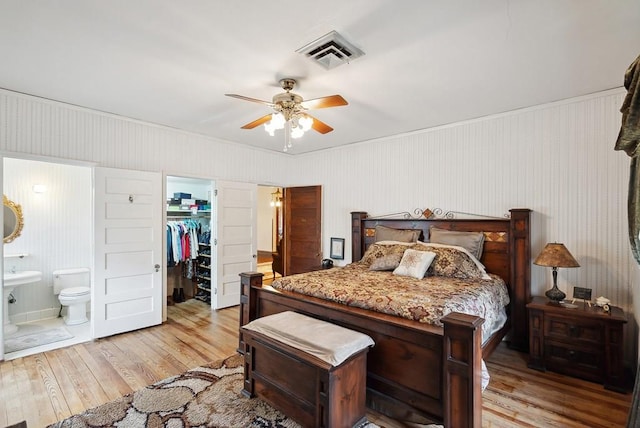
225, 78, 348, 151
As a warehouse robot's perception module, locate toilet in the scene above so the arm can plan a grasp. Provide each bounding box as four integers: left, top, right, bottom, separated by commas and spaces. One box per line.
53, 267, 91, 325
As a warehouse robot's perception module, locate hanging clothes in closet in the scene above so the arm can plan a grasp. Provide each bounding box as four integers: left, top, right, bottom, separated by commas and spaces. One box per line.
167, 219, 201, 278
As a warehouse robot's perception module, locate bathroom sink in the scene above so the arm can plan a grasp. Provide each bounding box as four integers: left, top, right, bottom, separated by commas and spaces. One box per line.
3, 270, 43, 335
3, 270, 42, 287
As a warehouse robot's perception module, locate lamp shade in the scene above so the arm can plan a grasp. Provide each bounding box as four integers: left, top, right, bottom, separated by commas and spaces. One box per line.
533, 243, 580, 268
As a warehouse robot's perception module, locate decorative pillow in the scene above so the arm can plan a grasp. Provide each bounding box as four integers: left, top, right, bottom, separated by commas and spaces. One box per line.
375, 225, 421, 243
369, 253, 403, 271
359, 242, 412, 266
393, 249, 436, 279
429, 227, 485, 260
414, 243, 489, 280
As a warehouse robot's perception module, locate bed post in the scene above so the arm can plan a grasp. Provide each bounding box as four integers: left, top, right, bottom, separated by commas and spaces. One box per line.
238, 272, 263, 354
441, 312, 484, 428
351, 211, 368, 262
508, 208, 531, 352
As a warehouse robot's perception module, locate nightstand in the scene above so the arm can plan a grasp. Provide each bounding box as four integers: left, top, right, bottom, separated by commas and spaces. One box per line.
527, 296, 627, 392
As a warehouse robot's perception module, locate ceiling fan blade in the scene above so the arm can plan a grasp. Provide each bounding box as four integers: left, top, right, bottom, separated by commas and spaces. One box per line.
300, 94, 348, 110
241, 114, 273, 129
305, 114, 334, 134
225, 94, 274, 107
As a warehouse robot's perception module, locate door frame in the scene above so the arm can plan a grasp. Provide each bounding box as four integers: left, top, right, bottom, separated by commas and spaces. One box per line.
162, 173, 260, 312
162, 172, 217, 319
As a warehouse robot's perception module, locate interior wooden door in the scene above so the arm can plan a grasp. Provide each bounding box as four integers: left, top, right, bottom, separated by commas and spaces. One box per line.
283, 185, 322, 275
93, 167, 163, 339
213, 180, 257, 309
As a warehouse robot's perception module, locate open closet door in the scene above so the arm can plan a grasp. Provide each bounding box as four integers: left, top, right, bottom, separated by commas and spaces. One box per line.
93, 167, 163, 339
284, 185, 322, 275
213, 181, 257, 309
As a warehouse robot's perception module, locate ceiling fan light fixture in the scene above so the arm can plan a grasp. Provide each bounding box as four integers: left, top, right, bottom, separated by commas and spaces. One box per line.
291, 126, 304, 139
265, 111, 313, 145
272, 112, 285, 128
264, 112, 285, 136
299, 115, 313, 132
227, 76, 346, 152
264, 123, 276, 136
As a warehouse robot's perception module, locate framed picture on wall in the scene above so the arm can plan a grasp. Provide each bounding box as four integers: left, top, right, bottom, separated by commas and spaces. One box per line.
330, 237, 345, 260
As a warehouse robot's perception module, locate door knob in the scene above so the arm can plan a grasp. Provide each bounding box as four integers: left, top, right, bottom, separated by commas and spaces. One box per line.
154, 264, 160, 272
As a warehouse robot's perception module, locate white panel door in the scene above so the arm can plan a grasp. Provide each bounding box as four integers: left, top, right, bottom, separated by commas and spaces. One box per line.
93, 167, 162, 338
213, 181, 256, 309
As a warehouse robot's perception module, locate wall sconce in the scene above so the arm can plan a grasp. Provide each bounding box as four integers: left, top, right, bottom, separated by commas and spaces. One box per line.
32, 184, 47, 193
270, 188, 282, 208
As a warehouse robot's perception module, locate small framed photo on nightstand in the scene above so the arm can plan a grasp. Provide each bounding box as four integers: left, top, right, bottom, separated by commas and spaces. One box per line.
330, 237, 345, 260
572, 286, 592, 307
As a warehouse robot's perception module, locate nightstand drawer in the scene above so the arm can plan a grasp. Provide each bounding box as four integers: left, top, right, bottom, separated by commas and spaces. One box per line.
545, 340, 603, 383
544, 314, 603, 344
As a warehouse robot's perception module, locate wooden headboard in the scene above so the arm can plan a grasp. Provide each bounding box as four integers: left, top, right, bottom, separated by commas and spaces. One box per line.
351, 208, 532, 352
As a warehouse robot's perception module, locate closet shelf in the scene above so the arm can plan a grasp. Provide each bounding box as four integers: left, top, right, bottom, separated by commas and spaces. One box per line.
167, 210, 211, 218
197, 283, 211, 291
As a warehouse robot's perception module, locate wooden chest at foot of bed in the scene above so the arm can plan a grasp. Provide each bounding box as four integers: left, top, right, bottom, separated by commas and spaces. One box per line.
241, 312, 373, 428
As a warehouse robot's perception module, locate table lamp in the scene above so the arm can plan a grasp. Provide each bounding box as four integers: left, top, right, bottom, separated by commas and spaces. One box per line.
533, 243, 580, 303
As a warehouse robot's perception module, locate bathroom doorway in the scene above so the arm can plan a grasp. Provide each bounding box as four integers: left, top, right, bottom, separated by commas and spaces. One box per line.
2, 157, 92, 360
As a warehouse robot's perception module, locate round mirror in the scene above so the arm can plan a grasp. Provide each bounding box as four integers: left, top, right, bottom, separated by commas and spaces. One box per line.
3, 195, 24, 244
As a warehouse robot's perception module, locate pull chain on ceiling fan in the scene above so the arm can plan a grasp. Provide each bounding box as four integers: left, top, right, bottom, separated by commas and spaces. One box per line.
225, 78, 348, 152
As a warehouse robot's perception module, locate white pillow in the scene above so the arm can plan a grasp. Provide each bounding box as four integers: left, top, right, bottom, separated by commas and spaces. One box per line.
393, 249, 436, 279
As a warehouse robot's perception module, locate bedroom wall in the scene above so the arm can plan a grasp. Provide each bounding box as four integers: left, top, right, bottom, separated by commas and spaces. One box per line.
0, 89, 287, 186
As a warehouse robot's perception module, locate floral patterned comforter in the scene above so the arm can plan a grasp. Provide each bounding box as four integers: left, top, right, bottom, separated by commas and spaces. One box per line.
271, 262, 510, 341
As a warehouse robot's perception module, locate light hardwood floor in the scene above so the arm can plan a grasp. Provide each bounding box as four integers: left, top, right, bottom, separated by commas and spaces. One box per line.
0, 299, 632, 428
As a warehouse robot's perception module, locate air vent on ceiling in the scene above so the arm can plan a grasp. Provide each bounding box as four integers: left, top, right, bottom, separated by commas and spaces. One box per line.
296, 30, 364, 70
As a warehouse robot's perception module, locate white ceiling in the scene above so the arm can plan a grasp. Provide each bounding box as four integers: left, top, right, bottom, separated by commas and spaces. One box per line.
1, 1, 639, 154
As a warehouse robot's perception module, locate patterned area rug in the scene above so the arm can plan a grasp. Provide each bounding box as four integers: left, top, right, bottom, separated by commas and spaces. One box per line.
47, 354, 379, 428
5, 326, 73, 353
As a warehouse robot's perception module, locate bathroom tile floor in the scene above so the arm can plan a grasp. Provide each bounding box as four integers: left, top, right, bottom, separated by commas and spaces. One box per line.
4, 316, 91, 360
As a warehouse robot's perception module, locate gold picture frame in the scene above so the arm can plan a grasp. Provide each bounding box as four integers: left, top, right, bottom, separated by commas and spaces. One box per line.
3, 194, 24, 244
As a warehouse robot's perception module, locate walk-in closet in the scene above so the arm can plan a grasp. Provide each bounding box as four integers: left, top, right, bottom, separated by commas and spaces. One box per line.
165, 177, 263, 310
166, 176, 213, 305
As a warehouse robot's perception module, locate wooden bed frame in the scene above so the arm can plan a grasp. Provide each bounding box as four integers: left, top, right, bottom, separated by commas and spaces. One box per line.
239, 208, 531, 427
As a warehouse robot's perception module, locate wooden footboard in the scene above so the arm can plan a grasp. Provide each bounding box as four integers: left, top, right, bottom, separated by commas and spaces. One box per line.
239, 272, 484, 427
